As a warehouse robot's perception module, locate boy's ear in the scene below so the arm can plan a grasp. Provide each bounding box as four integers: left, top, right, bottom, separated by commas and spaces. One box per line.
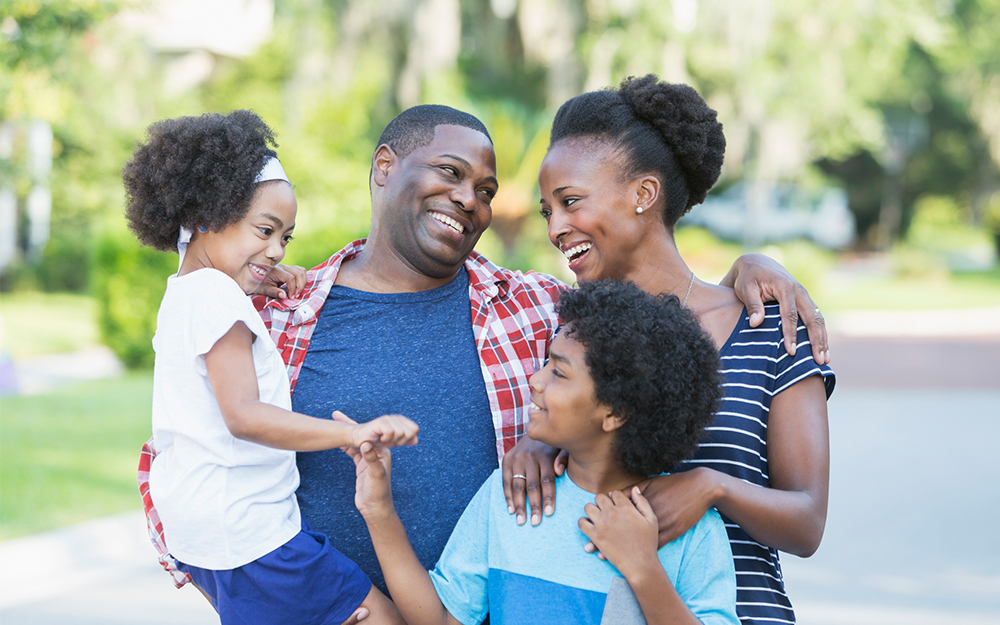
601, 409, 626, 433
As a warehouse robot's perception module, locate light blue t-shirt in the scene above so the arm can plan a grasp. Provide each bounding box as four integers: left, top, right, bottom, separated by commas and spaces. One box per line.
430, 470, 740, 625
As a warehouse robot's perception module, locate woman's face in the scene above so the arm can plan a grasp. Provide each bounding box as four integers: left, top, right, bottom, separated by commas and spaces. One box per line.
538, 140, 646, 283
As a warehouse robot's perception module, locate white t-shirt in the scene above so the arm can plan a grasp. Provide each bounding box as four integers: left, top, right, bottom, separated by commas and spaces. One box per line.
149, 268, 301, 570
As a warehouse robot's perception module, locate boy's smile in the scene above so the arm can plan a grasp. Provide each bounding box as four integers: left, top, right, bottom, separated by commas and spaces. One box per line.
526, 330, 614, 453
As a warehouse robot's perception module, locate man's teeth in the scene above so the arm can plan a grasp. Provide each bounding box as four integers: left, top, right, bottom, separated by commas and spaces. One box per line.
431, 212, 464, 234
530, 401, 544, 411
563, 243, 592, 261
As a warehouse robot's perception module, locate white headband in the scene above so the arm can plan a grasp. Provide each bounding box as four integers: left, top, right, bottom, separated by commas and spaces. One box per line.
176, 157, 289, 270
255, 156, 289, 184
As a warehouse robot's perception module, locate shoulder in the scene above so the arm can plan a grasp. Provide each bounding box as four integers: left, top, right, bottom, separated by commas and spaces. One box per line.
466, 251, 569, 299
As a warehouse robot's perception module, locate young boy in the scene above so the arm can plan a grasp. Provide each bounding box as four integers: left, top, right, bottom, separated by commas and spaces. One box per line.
350, 281, 739, 625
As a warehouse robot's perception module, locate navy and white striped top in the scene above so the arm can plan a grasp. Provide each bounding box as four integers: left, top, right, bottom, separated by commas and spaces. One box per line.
679, 303, 835, 625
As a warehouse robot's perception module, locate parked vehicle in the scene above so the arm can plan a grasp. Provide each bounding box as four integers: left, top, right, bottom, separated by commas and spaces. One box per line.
678, 182, 856, 249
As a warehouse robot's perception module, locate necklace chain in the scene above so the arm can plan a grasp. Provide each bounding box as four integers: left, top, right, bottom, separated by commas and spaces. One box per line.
682, 271, 695, 307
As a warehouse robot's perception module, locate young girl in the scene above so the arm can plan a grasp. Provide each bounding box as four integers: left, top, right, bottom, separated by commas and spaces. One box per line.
123, 110, 416, 625
350, 281, 740, 625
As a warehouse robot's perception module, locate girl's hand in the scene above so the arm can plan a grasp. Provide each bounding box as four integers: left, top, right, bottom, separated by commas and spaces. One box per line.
347, 441, 395, 522
578, 487, 660, 579
352, 415, 419, 449
502, 436, 567, 526
255, 264, 307, 300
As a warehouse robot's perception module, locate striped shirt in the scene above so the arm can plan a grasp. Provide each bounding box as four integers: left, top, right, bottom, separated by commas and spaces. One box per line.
680, 303, 835, 625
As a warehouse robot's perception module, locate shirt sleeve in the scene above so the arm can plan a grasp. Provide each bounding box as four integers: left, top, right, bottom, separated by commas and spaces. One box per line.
672, 508, 740, 625
185, 271, 267, 373
773, 318, 836, 398
429, 473, 495, 625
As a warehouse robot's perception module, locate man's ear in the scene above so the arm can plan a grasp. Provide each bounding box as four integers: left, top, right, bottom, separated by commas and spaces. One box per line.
601, 409, 626, 433
371, 144, 396, 188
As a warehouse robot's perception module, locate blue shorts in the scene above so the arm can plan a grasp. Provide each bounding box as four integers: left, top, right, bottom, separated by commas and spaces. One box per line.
175, 518, 372, 625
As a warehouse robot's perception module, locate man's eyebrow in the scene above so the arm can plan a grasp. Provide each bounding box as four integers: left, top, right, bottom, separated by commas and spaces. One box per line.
439, 153, 499, 187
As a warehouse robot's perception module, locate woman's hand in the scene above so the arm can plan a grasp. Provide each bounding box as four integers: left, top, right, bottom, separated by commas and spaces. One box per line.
583, 468, 720, 557
721, 253, 829, 365
255, 264, 307, 300
501, 436, 568, 526
578, 487, 660, 578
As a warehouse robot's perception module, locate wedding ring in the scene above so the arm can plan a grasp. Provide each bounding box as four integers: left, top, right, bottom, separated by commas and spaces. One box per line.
512, 474, 527, 480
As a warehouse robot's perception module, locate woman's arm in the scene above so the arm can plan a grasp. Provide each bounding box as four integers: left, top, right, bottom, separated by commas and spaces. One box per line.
579, 488, 702, 625
721, 253, 829, 365
641, 375, 830, 556
351, 443, 463, 625
205, 322, 419, 451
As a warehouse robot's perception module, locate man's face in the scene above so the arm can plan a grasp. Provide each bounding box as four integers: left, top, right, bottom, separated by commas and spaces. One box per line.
374, 124, 498, 279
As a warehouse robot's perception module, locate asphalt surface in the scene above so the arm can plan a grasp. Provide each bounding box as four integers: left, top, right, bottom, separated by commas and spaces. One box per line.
1, 312, 998, 624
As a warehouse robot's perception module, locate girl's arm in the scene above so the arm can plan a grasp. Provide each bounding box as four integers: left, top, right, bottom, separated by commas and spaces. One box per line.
205, 322, 419, 451
639, 375, 829, 556
579, 488, 703, 625
350, 443, 463, 625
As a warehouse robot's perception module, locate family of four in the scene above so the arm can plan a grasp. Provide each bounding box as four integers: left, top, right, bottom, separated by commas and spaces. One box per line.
125, 74, 834, 625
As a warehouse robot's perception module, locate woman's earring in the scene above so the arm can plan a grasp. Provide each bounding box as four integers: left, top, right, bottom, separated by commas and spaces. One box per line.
199, 225, 207, 232
635, 206, 644, 214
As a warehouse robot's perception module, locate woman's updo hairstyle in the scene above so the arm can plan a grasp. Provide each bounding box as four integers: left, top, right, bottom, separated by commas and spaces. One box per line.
549, 74, 725, 227
123, 109, 278, 252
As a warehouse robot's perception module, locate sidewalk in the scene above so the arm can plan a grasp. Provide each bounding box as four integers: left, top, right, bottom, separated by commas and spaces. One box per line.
0, 511, 216, 624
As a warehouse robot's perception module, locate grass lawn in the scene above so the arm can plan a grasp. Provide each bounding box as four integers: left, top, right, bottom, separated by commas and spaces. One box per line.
0, 372, 153, 539
0, 292, 99, 359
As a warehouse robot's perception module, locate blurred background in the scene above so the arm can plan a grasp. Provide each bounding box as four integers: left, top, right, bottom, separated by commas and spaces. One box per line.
1, 0, 998, 623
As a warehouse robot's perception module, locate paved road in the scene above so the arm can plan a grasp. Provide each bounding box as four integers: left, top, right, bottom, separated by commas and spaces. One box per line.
2, 329, 998, 624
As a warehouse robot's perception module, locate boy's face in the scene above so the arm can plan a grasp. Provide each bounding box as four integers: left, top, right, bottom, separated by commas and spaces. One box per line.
526, 330, 614, 451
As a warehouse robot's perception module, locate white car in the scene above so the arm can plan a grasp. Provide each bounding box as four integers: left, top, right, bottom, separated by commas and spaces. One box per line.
678, 182, 856, 249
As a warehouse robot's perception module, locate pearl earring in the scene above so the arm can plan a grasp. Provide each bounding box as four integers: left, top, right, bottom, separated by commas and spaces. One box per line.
636, 206, 644, 214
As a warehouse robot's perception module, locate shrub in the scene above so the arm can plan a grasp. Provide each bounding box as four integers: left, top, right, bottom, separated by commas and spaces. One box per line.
92, 229, 175, 369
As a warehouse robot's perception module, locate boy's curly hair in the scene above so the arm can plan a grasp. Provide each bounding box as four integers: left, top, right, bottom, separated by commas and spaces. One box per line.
549, 74, 725, 228
122, 109, 278, 252
558, 281, 722, 476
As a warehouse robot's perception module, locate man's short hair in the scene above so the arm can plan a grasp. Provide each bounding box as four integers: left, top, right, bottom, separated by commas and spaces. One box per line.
376, 104, 492, 159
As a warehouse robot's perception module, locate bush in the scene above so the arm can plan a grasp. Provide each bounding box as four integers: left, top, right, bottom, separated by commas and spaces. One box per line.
92, 228, 175, 369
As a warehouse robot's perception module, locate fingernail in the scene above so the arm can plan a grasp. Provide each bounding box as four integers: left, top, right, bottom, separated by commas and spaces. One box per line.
545, 505, 553, 516
517, 514, 525, 525
508, 504, 514, 514
531, 514, 540, 526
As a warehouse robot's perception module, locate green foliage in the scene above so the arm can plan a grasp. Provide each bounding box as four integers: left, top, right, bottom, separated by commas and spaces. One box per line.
0, 372, 153, 539
92, 229, 175, 369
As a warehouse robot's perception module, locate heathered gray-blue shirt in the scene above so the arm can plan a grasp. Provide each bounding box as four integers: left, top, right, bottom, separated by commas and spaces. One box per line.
291, 267, 497, 594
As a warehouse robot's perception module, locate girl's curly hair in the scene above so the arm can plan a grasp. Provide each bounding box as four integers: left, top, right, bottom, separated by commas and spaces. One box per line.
122, 109, 278, 252
558, 280, 722, 476
549, 74, 726, 228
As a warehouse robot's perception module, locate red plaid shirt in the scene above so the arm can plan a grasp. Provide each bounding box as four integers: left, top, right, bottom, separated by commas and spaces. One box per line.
137, 239, 567, 586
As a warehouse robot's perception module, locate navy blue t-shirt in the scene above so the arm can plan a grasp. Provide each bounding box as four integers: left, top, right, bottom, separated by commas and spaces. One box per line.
291, 268, 498, 594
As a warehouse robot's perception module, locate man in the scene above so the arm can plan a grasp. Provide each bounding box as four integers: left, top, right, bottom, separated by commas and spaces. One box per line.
139, 105, 827, 618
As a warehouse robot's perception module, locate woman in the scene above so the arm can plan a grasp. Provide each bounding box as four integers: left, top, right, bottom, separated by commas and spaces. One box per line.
506, 74, 834, 624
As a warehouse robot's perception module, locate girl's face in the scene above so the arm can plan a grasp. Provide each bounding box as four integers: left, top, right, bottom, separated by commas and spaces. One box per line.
538, 140, 646, 283
200, 182, 297, 294
526, 330, 613, 452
